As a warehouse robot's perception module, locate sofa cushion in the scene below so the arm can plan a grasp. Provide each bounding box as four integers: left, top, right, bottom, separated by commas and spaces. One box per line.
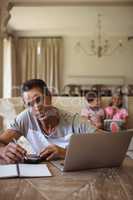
0, 96, 133, 150
0, 97, 24, 130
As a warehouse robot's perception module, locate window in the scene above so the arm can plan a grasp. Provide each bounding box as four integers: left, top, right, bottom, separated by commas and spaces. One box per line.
3, 38, 12, 97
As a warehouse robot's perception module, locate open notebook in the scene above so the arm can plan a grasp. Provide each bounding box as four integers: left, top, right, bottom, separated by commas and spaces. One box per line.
0, 164, 52, 178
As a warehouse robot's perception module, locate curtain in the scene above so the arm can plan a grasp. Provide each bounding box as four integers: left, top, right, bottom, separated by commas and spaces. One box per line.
0, 38, 3, 130
13, 37, 63, 96
3, 37, 12, 98
0, 38, 3, 98
41, 38, 62, 94
11, 37, 19, 97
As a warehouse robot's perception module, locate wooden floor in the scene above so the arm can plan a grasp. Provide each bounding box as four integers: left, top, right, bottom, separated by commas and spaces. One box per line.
0, 158, 133, 200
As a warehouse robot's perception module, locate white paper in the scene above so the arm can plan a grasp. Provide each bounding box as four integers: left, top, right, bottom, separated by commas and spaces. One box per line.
0, 164, 17, 178
17, 136, 36, 154
126, 151, 133, 159
19, 164, 52, 177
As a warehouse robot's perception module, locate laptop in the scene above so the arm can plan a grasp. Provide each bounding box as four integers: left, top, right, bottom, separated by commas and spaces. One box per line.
104, 119, 125, 131
51, 130, 133, 172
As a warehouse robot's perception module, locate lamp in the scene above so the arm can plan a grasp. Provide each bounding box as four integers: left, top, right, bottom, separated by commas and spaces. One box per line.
75, 14, 122, 58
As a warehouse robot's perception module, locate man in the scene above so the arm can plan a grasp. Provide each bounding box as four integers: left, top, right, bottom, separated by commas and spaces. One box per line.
0, 79, 96, 164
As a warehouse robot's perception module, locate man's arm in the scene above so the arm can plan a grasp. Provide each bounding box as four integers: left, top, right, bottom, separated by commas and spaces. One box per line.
0, 129, 21, 145
0, 130, 26, 164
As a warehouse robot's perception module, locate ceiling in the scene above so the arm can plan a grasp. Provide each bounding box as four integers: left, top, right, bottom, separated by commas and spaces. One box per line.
8, 5, 133, 37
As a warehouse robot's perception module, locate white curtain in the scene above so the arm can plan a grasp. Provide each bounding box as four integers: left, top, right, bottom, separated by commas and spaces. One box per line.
40, 38, 62, 94
0, 38, 3, 130
3, 37, 12, 98
0, 38, 3, 98
13, 37, 63, 96
2, 37, 19, 97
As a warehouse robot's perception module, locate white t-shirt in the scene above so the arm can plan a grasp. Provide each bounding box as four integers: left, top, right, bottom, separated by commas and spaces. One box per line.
8, 109, 96, 154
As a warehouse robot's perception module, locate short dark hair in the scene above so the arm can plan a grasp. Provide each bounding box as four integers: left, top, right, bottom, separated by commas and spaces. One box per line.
85, 92, 98, 102
21, 79, 51, 96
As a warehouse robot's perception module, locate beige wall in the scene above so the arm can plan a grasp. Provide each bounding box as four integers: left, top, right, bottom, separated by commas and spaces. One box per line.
63, 36, 133, 88
3, 0, 132, 5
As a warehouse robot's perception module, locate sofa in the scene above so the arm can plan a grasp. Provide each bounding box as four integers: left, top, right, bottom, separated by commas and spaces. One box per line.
0, 96, 108, 130
0, 96, 133, 128
0, 96, 133, 149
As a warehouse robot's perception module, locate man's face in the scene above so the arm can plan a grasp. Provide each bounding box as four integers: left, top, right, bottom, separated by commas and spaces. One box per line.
23, 87, 45, 119
23, 87, 59, 135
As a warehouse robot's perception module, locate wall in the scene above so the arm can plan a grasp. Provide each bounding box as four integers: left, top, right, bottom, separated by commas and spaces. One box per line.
63, 36, 133, 88
3, 0, 133, 5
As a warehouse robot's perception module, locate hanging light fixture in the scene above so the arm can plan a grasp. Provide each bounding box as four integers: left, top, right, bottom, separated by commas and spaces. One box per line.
75, 14, 123, 58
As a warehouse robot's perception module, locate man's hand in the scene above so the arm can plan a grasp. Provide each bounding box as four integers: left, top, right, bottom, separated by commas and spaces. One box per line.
40, 144, 66, 161
0, 143, 26, 164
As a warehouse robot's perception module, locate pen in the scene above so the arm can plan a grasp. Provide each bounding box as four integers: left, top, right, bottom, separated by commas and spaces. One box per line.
12, 138, 17, 144
12, 138, 29, 161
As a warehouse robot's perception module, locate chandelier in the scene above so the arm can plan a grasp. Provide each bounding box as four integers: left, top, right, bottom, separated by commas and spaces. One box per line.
75, 14, 123, 58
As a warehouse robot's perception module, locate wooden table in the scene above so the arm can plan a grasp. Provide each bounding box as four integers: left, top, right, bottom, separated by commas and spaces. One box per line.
0, 158, 133, 200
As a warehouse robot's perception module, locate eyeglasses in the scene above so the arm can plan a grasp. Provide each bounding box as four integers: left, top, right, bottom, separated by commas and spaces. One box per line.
24, 95, 44, 108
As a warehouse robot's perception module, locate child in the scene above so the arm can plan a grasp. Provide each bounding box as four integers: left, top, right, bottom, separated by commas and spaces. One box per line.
104, 93, 128, 132
81, 92, 105, 129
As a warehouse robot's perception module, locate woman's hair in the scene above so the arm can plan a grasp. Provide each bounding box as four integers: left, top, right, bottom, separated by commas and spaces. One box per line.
109, 93, 123, 108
